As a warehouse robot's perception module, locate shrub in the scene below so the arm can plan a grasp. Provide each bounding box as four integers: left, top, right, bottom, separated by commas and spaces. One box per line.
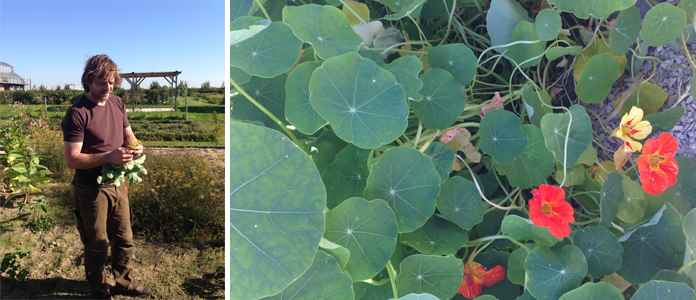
32, 130, 73, 183
128, 149, 224, 247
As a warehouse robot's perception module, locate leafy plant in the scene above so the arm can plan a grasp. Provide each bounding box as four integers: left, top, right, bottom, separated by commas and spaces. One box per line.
19, 196, 53, 231
97, 140, 147, 186
231, 0, 696, 299
0, 249, 30, 282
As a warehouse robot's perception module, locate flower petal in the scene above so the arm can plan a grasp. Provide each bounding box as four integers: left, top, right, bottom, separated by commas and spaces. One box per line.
642, 136, 660, 156
551, 200, 575, 223
643, 169, 669, 195
624, 138, 642, 153
482, 265, 506, 287
661, 156, 679, 186
629, 121, 652, 140
657, 133, 679, 156
547, 217, 571, 238
624, 106, 644, 127
538, 184, 565, 203
529, 199, 549, 227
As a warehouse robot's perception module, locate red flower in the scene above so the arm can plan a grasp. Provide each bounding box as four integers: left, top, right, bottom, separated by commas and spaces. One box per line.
458, 261, 506, 299
638, 133, 679, 195
529, 184, 574, 238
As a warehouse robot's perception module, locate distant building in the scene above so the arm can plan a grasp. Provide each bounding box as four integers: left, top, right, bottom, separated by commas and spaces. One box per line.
0, 62, 30, 91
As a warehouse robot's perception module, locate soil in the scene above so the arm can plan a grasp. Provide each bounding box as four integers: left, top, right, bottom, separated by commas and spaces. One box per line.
0, 148, 225, 300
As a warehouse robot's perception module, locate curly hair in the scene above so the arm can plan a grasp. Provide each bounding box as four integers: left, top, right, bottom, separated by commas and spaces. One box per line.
81, 54, 122, 92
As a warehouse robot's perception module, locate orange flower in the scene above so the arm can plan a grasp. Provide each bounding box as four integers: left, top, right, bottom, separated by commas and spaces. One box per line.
458, 261, 506, 299
529, 184, 574, 238
638, 132, 679, 195
611, 106, 652, 153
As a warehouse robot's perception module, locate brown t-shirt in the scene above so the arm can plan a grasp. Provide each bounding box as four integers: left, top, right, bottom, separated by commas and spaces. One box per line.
61, 94, 130, 186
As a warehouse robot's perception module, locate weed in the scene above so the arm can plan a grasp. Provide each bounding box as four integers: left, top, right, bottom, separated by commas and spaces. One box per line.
1, 249, 30, 282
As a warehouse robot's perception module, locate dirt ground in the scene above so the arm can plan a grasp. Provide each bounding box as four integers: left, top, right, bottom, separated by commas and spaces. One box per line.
0, 180, 224, 298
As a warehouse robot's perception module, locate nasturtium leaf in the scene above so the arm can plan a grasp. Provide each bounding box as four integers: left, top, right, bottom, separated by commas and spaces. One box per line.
390, 55, 423, 76
521, 83, 552, 127
641, 3, 688, 47
354, 281, 393, 300
643, 107, 686, 134
263, 251, 354, 300
575, 53, 620, 104
231, 0, 254, 22
681, 0, 696, 14
420, 0, 448, 20
517, 290, 538, 300
545, 46, 582, 62
423, 141, 455, 183
342, 0, 370, 26
617, 203, 685, 284
479, 109, 528, 164
653, 270, 695, 289
360, 50, 386, 66
613, 82, 668, 116
230, 122, 326, 300
609, 7, 641, 56
495, 124, 555, 189
508, 244, 538, 285
572, 226, 624, 279
524, 245, 589, 300
508, 21, 545, 69
383, 0, 425, 20
309, 129, 348, 175
285, 61, 326, 135
282, 4, 364, 59
478, 209, 525, 249
535, 9, 562, 41
616, 177, 646, 224
575, 145, 597, 166
632, 280, 696, 300
309, 52, 408, 149
600, 172, 625, 227
684, 207, 696, 255
232, 74, 287, 129
396, 254, 464, 299
231, 18, 270, 46
427, 43, 478, 85
318, 237, 351, 270
400, 214, 469, 255
436, 176, 485, 231
322, 144, 371, 210
501, 214, 560, 247
231, 22, 303, 78
363, 147, 441, 233
412, 68, 467, 129
231, 66, 252, 85
666, 157, 696, 217
394, 293, 440, 300
474, 296, 499, 300
553, 0, 636, 19
540, 105, 593, 167
324, 197, 398, 281
477, 250, 520, 299
554, 162, 586, 187
486, 0, 533, 54
385, 66, 423, 101
558, 282, 623, 300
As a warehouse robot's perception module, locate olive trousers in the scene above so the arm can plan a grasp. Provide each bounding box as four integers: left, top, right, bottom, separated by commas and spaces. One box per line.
72, 181, 134, 295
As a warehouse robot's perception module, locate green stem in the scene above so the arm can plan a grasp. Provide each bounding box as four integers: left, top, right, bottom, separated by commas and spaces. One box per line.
230, 78, 305, 152
468, 235, 531, 253
571, 218, 600, 226
254, 0, 271, 20
678, 259, 696, 274
387, 261, 399, 299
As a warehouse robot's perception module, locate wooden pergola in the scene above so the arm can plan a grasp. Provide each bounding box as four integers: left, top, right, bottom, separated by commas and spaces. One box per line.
120, 71, 182, 110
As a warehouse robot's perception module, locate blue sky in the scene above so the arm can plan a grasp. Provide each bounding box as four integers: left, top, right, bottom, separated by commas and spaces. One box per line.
0, 0, 225, 90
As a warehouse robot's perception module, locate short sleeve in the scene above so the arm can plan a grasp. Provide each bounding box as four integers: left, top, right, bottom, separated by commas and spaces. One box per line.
61, 108, 85, 143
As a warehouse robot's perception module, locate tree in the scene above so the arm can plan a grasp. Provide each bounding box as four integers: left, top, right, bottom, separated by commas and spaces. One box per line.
201, 81, 211, 90
221, 81, 225, 90
64, 83, 72, 90
55, 85, 61, 91
178, 80, 189, 96
39, 84, 47, 91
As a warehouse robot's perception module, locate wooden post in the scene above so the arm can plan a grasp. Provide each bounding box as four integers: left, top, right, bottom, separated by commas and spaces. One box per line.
44, 97, 47, 115
185, 92, 188, 120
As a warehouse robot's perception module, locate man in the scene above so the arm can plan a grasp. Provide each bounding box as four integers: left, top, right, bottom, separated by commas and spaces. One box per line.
61, 54, 151, 299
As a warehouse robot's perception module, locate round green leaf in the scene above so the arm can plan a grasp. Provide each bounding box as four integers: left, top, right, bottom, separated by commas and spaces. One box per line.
396, 254, 464, 300
354, 281, 393, 300
232, 74, 287, 129
412, 68, 467, 129
508, 21, 545, 69
385, 66, 423, 101
262, 251, 354, 300
641, 3, 688, 47
363, 146, 441, 233
495, 124, 555, 189
486, 0, 533, 54
479, 109, 528, 164
575, 53, 620, 104
324, 197, 398, 281
382, 0, 426, 20
616, 176, 646, 224
553, 0, 636, 19
282, 4, 363, 59
554, 163, 586, 187
230, 122, 326, 300
423, 141, 455, 183
663, 153, 696, 217
231, 66, 252, 85
477, 250, 520, 299
539, 105, 593, 167
501, 214, 559, 247
478, 209, 524, 249
609, 7, 641, 55
653, 270, 695, 289
516, 290, 537, 300
632, 280, 696, 300
535, 9, 562, 41
681, 0, 696, 14
309, 52, 408, 149
613, 82, 668, 116
617, 203, 685, 284
436, 176, 485, 231
427, 43, 478, 85
285, 61, 326, 135
524, 245, 589, 300
599, 172, 625, 227
322, 144, 371, 209
309, 129, 348, 175
400, 214, 469, 255
643, 107, 686, 134
545, 46, 582, 62
231, 21, 303, 78
572, 226, 624, 279
521, 82, 553, 127
507, 244, 539, 285
683, 205, 696, 257
558, 282, 624, 300
390, 55, 424, 76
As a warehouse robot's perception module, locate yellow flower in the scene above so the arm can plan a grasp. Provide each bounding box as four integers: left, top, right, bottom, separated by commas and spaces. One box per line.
611, 106, 652, 153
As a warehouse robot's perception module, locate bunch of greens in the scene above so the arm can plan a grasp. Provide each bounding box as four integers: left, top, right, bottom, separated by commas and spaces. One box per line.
97, 140, 147, 186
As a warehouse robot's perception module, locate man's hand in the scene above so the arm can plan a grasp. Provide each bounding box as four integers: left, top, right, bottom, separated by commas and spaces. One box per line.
108, 147, 136, 165
132, 145, 144, 159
